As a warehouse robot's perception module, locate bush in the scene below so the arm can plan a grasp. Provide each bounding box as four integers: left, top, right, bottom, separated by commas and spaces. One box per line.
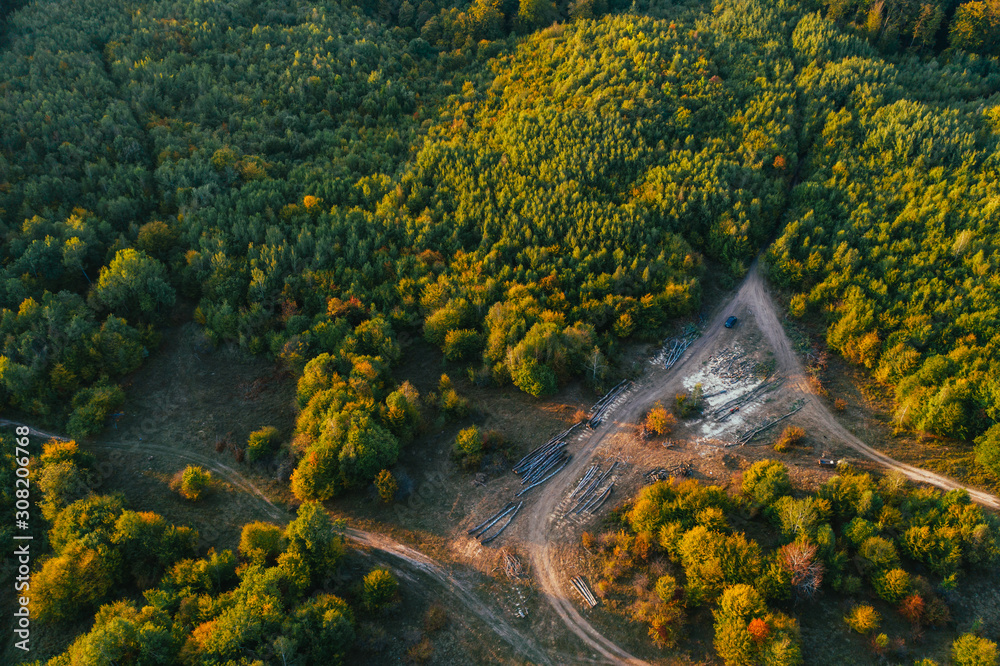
406, 636, 434, 663
453, 426, 483, 469
66, 382, 125, 439
674, 384, 704, 418
246, 426, 280, 462
775, 426, 805, 452
423, 604, 448, 633
362, 568, 398, 612
844, 604, 881, 634
953, 634, 998, 666
172, 466, 212, 501
375, 469, 397, 504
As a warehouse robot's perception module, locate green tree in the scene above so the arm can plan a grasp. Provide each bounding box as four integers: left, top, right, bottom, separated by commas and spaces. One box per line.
454, 425, 483, 469
362, 568, 398, 612
89, 249, 175, 321
742, 460, 792, 507
172, 466, 212, 501
285, 502, 344, 582
239, 521, 287, 564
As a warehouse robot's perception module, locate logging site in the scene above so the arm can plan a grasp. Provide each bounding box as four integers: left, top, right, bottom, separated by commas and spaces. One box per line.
6, 0, 1000, 662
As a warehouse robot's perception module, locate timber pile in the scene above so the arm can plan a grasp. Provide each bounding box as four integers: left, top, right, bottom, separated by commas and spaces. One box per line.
589, 381, 631, 428
469, 423, 586, 546
732, 400, 808, 446
707, 347, 754, 383
468, 502, 515, 538
481, 502, 523, 544
570, 576, 598, 608
662, 334, 696, 370
652, 326, 699, 368
708, 378, 784, 422
569, 462, 617, 515
512, 422, 581, 473
645, 462, 692, 481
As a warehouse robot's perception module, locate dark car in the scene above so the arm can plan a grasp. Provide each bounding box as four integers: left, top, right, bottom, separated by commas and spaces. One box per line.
725, 316, 738, 328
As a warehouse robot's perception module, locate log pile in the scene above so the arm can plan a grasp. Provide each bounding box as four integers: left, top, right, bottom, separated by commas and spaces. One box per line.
569, 462, 617, 515
467, 502, 515, 538
481, 502, 523, 544
589, 381, 631, 428
661, 334, 696, 370
708, 378, 784, 422
570, 575, 598, 608
645, 462, 692, 481
652, 328, 699, 369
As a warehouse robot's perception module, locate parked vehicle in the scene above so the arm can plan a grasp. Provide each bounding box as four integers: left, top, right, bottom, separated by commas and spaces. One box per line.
725, 316, 738, 328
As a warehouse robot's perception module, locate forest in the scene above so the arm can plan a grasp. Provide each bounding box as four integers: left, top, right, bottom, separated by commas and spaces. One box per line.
2, 0, 1000, 661
587, 459, 1000, 664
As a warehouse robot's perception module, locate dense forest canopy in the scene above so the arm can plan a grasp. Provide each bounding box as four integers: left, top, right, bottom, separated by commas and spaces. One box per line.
0, 0, 999, 491
3, 0, 1000, 659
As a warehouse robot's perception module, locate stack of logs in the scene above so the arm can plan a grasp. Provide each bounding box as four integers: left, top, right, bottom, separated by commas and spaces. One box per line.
497, 549, 524, 580
467, 501, 524, 544
588, 381, 631, 429
570, 575, 598, 608
512, 422, 583, 497
708, 378, 783, 422
568, 462, 617, 515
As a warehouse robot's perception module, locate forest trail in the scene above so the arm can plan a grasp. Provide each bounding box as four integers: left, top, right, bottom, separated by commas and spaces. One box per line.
524, 259, 1000, 665
0, 420, 552, 665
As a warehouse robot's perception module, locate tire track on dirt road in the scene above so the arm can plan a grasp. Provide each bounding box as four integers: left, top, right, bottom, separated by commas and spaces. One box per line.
741, 263, 1000, 510
0, 420, 552, 665
525, 259, 1000, 665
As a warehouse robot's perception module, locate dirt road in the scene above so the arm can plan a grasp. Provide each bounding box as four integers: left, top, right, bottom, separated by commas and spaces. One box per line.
524, 259, 1000, 665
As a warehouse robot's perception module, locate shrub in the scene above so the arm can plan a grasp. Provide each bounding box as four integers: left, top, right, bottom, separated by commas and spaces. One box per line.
775, 426, 805, 451
66, 382, 126, 439
439, 387, 470, 419
898, 593, 925, 626
171, 466, 212, 501
424, 604, 447, 633
406, 636, 434, 663
645, 402, 676, 436
453, 426, 483, 469
363, 568, 398, 612
844, 604, 881, 634
375, 469, 398, 504
674, 384, 704, 418
952, 634, 998, 666
834, 398, 848, 411
246, 426, 280, 462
